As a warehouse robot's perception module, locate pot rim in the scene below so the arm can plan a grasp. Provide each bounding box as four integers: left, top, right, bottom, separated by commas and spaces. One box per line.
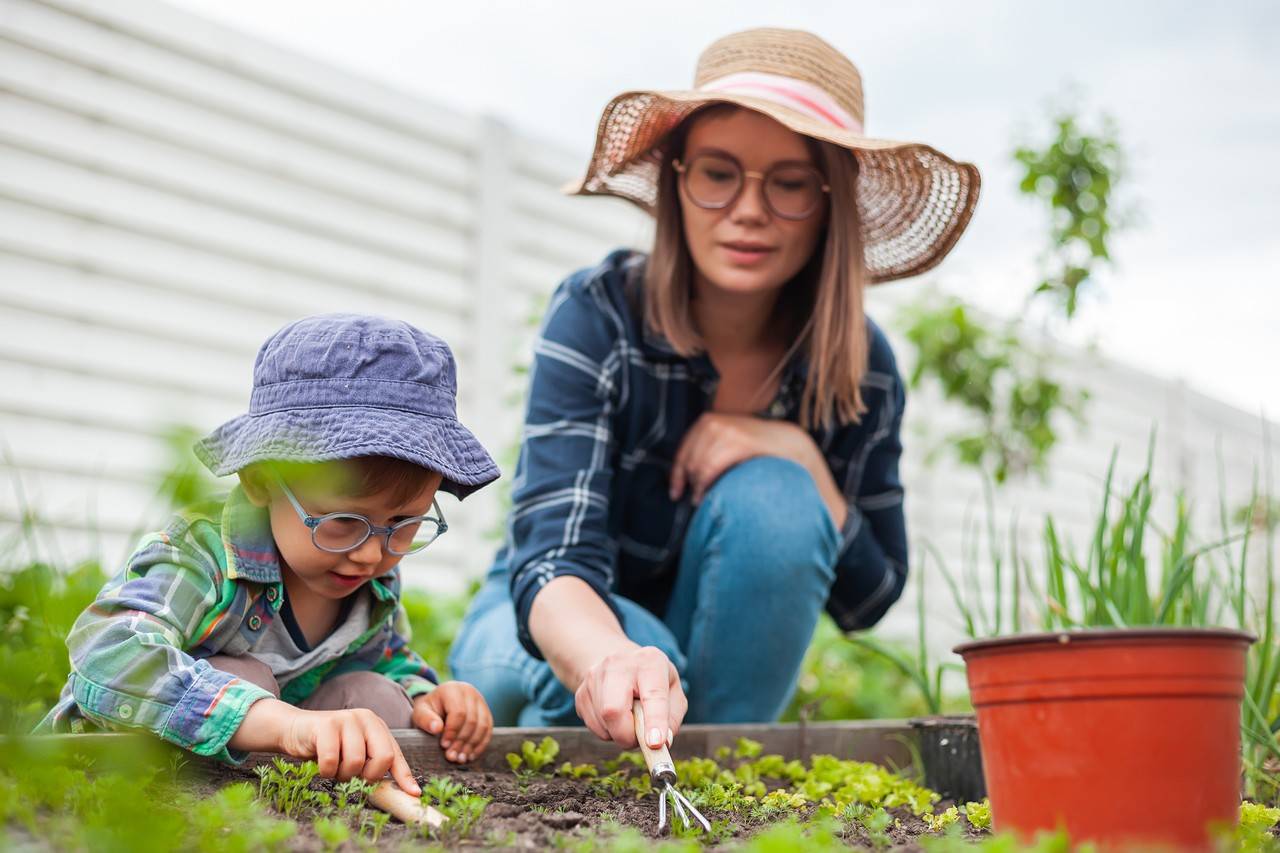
953, 626, 1256, 656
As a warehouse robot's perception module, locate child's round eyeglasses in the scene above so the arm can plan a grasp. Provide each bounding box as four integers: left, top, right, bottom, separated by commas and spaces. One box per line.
274, 474, 447, 556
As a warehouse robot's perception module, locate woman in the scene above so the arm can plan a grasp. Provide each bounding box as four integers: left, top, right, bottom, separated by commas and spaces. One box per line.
449, 28, 979, 754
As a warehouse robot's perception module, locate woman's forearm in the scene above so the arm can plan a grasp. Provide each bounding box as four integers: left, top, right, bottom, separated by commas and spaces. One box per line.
528, 576, 636, 691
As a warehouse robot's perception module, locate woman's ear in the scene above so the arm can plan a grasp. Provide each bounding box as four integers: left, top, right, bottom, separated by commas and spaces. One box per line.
238, 465, 272, 507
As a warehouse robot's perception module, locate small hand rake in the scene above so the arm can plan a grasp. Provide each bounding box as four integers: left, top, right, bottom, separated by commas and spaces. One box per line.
631, 699, 711, 833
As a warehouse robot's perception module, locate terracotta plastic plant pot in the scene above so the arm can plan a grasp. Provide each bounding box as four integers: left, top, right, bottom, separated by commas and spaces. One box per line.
955, 628, 1255, 850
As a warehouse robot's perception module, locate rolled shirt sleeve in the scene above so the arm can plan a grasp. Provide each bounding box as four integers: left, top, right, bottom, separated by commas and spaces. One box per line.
61, 531, 273, 762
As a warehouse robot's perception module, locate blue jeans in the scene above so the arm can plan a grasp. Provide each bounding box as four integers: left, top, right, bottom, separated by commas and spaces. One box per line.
448, 456, 840, 726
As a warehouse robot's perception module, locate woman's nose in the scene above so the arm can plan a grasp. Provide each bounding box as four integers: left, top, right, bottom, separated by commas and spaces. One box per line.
728, 175, 770, 223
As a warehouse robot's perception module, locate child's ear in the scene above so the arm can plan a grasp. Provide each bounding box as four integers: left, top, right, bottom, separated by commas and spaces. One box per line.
238, 466, 272, 507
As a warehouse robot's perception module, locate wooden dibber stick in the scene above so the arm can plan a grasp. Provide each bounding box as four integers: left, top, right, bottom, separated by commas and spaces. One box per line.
367, 780, 447, 829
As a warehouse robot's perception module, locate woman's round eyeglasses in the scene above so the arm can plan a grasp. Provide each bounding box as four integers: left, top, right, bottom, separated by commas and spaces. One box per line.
672, 152, 830, 221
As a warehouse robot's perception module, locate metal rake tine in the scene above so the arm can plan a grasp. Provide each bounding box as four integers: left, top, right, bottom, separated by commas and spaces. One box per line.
667, 783, 691, 829
656, 781, 668, 831
670, 784, 712, 832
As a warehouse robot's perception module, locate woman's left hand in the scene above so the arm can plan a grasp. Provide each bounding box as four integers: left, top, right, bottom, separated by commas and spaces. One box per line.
669, 413, 848, 528
668, 414, 811, 504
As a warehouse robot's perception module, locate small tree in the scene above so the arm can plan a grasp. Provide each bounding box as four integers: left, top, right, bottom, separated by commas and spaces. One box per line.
899, 100, 1127, 481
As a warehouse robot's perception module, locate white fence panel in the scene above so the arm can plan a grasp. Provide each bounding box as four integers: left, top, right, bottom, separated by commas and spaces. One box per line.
0, 0, 1274, 637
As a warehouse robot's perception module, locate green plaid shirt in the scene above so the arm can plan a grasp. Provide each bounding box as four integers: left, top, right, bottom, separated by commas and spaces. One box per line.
36, 486, 438, 763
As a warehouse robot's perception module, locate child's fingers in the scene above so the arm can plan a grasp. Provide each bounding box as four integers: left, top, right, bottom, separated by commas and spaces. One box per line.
440, 695, 466, 752
412, 695, 445, 736
389, 743, 419, 797
360, 721, 397, 786
460, 693, 493, 759
450, 699, 481, 760
315, 721, 341, 779
338, 718, 366, 782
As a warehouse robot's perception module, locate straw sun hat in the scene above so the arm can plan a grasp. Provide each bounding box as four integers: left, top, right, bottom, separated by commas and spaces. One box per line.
568, 27, 981, 283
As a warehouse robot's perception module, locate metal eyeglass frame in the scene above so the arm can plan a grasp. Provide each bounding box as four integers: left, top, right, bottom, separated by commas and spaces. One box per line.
273, 473, 448, 556
671, 151, 831, 220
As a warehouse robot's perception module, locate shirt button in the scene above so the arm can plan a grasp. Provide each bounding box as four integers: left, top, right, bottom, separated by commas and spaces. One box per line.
770, 401, 786, 417
265, 587, 278, 602
248, 615, 263, 630
118, 704, 133, 720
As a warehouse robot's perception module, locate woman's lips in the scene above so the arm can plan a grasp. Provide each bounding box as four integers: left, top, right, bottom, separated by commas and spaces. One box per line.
720, 242, 776, 265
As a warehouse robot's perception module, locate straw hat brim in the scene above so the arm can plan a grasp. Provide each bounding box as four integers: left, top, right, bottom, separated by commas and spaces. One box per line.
565, 89, 981, 284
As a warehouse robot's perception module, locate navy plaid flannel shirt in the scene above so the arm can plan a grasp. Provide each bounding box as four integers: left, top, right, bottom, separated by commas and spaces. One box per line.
496, 249, 908, 658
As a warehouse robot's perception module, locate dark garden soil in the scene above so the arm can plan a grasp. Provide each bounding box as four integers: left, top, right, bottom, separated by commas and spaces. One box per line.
193, 762, 989, 851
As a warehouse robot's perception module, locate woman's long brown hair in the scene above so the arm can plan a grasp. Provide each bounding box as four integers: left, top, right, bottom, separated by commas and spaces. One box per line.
642, 106, 869, 430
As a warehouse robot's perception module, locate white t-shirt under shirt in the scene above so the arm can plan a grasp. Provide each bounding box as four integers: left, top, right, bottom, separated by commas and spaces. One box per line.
249, 586, 374, 688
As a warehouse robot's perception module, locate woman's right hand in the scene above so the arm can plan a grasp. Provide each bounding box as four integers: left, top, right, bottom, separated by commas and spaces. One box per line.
573, 643, 687, 749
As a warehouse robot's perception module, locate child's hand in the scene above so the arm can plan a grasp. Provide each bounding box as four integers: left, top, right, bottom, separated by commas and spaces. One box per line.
411, 682, 493, 764
278, 705, 420, 795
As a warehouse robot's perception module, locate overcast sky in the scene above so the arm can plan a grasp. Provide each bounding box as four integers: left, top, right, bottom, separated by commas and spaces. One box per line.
171, 0, 1280, 419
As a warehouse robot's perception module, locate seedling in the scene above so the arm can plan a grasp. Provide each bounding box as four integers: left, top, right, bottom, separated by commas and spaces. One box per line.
254, 758, 330, 820
963, 799, 992, 831
311, 815, 349, 852
505, 735, 561, 776
925, 806, 959, 832
557, 761, 599, 779
357, 810, 390, 845
419, 775, 489, 841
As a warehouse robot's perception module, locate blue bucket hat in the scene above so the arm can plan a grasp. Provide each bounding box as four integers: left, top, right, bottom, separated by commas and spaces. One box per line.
195, 314, 499, 499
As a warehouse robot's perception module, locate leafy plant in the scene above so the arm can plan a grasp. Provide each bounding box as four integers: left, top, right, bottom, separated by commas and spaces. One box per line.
557, 761, 599, 779
357, 809, 390, 845
899, 295, 1087, 483
964, 799, 993, 831
420, 775, 489, 840
506, 735, 560, 775
254, 758, 330, 820
925, 806, 960, 832
1014, 104, 1128, 319
932, 436, 1280, 802
0, 560, 107, 731
311, 815, 350, 852
897, 103, 1129, 485
851, 805, 895, 850
0, 740, 295, 852
401, 579, 477, 681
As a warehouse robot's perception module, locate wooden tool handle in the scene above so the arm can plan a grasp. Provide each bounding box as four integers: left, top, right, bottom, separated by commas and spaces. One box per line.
368, 780, 448, 828
632, 698, 676, 784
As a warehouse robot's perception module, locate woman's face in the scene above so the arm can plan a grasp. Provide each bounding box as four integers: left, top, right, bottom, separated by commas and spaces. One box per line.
678, 108, 828, 297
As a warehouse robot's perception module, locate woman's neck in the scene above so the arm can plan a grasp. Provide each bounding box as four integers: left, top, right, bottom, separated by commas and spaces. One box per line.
690, 271, 786, 355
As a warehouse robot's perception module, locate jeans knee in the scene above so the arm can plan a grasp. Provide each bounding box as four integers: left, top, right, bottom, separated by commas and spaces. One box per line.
693, 456, 840, 580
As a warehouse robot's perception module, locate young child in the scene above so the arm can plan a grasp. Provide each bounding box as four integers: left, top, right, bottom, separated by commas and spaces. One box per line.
38, 314, 501, 796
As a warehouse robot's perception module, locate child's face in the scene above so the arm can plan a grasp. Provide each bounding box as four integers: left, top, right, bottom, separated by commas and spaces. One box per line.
243, 465, 443, 599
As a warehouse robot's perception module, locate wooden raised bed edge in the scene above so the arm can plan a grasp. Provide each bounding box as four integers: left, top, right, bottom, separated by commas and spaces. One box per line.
13, 717, 988, 801
13, 719, 914, 771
